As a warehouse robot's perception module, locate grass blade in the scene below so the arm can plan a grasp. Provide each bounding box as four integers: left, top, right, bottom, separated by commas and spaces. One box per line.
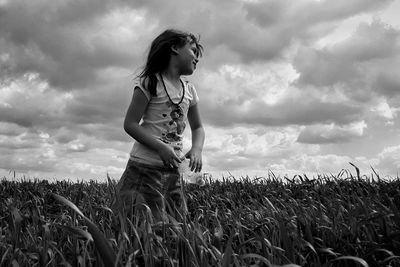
56, 224, 93, 242
51, 193, 85, 218
52, 193, 119, 267
331, 256, 369, 267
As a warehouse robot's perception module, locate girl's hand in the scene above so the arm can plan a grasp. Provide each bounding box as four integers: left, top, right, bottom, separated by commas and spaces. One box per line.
185, 148, 202, 172
157, 144, 182, 168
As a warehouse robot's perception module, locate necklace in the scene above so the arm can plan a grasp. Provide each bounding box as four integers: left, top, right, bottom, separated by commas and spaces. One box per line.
160, 74, 185, 106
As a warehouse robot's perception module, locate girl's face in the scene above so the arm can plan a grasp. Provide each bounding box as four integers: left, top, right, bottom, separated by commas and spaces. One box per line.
175, 41, 199, 75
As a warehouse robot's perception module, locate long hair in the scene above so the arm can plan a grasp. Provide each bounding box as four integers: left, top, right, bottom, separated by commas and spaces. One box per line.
139, 29, 203, 96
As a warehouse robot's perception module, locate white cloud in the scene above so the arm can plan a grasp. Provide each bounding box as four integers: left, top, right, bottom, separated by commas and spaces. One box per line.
0, 73, 72, 127
371, 98, 398, 120
297, 121, 367, 144
377, 145, 400, 174
201, 125, 321, 174
284, 154, 353, 174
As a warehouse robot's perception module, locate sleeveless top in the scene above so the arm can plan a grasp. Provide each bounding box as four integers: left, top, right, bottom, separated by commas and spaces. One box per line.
129, 74, 199, 166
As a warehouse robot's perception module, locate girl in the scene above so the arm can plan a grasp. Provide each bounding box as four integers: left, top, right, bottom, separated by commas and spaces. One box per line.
115, 29, 205, 223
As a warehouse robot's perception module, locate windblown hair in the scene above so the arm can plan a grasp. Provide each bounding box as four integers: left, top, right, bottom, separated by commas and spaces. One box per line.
139, 29, 203, 96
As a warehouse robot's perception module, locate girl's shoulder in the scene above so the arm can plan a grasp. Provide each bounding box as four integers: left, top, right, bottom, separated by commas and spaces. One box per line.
182, 79, 199, 106
133, 76, 151, 100
133, 76, 149, 88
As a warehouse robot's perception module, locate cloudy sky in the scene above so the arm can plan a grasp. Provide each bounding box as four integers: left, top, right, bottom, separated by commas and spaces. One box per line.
1, 0, 399, 181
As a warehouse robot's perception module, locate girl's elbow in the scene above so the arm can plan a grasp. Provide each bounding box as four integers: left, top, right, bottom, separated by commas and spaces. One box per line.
123, 125, 129, 135
123, 121, 134, 135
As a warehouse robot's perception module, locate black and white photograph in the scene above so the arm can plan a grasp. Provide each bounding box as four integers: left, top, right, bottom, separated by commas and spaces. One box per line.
1, 0, 399, 266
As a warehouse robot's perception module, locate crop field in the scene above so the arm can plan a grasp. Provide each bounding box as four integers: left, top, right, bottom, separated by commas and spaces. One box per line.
1, 169, 400, 267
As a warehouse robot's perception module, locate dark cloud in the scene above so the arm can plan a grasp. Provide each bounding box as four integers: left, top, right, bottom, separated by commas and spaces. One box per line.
142, 0, 379, 64
0, 107, 35, 128
53, 128, 79, 144
202, 97, 362, 127
243, 1, 286, 27
0, 0, 143, 90
331, 20, 398, 61
375, 73, 400, 98
244, 0, 392, 28
236, 0, 393, 62
0, 137, 40, 150
79, 123, 130, 143
293, 20, 400, 101
1, 0, 394, 94
0, 122, 26, 136
293, 47, 358, 87
297, 132, 354, 144
0, 81, 69, 129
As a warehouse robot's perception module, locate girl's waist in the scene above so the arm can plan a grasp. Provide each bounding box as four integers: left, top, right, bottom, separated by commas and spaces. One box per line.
128, 157, 179, 173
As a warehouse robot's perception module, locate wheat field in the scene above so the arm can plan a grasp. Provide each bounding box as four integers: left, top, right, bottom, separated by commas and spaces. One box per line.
1, 168, 399, 266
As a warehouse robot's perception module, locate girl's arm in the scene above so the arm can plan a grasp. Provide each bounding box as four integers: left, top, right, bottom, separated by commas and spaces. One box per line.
124, 87, 182, 168
186, 103, 205, 172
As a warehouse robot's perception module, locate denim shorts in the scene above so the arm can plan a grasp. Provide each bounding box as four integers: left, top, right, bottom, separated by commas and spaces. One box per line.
113, 160, 183, 222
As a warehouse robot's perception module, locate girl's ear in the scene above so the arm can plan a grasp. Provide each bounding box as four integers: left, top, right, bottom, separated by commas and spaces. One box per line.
171, 45, 179, 55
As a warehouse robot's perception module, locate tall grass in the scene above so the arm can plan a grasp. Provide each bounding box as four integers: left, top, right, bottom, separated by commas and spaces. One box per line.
1, 168, 399, 266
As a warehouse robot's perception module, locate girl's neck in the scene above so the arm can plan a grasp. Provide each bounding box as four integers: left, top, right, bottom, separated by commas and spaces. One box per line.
161, 68, 181, 85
